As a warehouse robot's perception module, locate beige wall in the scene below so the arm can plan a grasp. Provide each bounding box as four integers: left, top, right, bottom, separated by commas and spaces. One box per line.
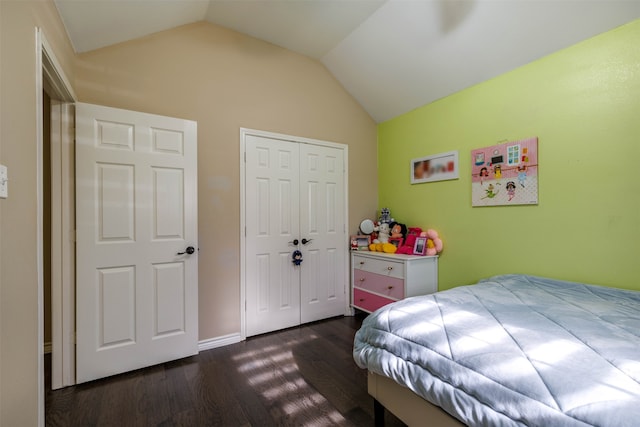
0, 1, 76, 425
0, 7, 376, 422
75, 21, 378, 341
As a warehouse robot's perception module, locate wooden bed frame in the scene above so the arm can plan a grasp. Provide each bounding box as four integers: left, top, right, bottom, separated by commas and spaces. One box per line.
368, 371, 465, 427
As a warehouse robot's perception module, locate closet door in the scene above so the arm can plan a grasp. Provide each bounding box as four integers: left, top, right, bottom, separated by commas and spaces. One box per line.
244, 133, 347, 337
299, 144, 347, 323
245, 135, 301, 336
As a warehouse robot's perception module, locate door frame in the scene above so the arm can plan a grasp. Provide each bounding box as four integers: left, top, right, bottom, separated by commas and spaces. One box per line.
239, 128, 349, 340
49, 99, 75, 389
36, 27, 77, 423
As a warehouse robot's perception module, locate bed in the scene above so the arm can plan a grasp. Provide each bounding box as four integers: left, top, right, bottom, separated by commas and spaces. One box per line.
353, 274, 640, 426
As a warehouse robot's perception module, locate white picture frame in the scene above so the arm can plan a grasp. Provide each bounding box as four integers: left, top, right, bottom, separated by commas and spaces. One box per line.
411, 150, 459, 184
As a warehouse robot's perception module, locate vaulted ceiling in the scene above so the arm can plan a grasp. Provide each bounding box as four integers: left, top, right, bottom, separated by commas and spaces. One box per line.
53, 0, 640, 123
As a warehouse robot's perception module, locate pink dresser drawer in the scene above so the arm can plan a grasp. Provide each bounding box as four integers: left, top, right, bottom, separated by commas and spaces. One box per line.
353, 270, 404, 299
353, 288, 395, 313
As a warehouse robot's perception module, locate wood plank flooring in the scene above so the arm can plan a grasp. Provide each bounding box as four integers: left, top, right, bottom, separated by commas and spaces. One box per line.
45, 313, 405, 426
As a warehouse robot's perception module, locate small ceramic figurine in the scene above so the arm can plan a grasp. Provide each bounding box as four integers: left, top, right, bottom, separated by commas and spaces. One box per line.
351, 237, 358, 250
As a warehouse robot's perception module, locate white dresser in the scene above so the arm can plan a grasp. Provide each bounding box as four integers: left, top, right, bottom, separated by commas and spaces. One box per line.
351, 251, 438, 313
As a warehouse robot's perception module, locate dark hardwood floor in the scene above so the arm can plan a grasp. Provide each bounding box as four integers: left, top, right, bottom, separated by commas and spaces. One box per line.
45, 313, 405, 426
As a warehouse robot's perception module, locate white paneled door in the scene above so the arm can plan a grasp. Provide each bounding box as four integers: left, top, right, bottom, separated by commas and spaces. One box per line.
244, 133, 347, 337
75, 103, 198, 383
298, 143, 346, 323
245, 136, 301, 336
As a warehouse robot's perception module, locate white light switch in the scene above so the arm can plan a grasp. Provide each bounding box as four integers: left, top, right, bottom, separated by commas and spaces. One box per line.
0, 165, 8, 199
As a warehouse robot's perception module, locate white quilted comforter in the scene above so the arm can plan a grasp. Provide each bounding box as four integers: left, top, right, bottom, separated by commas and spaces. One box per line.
353, 275, 640, 426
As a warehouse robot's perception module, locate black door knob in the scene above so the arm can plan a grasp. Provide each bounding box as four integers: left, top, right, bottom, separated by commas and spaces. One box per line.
301, 238, 313, 245
177, 246, 195, 255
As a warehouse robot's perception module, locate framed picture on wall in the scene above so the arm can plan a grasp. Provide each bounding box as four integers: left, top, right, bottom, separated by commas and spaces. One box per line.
411, 151, 459, 184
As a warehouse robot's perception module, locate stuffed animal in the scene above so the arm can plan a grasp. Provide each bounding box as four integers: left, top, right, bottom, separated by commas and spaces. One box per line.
368, 242, 397, 253
407, 227, 422, 236
389, 222, 406, 239
396, 227, 421, 254
374, 222, 390, 243
421, 229, 443, 256
379, 208, 393, 224
382, 242, 397, 253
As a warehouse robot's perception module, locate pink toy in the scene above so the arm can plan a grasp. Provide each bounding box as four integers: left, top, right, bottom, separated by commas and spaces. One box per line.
396, 227, 421, 254
420, 229, 443, 256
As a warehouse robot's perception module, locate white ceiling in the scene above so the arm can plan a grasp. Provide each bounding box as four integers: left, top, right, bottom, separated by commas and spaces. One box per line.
53, 0, 640, 123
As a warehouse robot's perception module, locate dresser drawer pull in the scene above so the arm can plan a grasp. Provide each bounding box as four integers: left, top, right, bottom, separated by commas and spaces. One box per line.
387, 286, 394, 290
359, 261, 365, 265
387, 266, 393, 271
359, 278, 365, 282
359, 298, 365, 302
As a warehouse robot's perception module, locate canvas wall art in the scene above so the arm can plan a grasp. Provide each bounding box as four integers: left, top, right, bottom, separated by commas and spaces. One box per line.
471, 137, 538, 206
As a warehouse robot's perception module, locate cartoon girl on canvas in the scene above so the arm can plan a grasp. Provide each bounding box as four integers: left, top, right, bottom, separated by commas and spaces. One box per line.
517, 165, 527, 187
506, 181, 516, 201
479, 167, 489, 185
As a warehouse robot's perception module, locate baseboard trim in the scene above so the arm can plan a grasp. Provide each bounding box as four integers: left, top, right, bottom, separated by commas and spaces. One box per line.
44, 335, 241, 356
198, 333, 243, 352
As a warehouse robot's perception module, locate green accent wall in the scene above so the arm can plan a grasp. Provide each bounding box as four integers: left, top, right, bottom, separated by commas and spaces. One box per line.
378, 19, 640, 291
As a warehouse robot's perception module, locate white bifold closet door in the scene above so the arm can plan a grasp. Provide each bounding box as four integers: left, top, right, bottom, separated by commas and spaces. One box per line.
245, 134, 347, 337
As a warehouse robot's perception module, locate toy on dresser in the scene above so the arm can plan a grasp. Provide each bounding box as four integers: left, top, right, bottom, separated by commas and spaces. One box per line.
396, 227, 420, 254
369, 223, 393, 252
359, 207, 444, 256
422, 229, 443, 256
369, 221, 409, 253
375, 222, 390, 243
379, 208, 393, 225
395, 227, 444, 256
